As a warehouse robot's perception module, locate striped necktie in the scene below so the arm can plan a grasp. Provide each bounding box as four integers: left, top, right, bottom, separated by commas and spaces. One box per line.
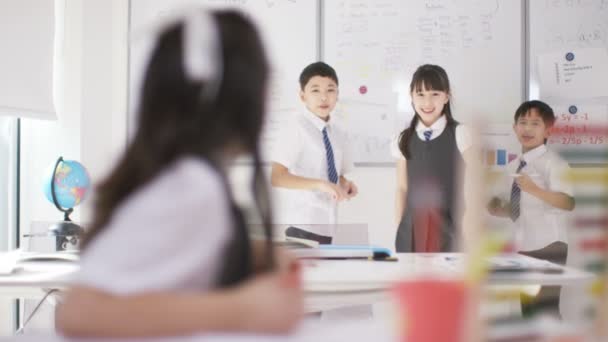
322, 127, 338, 184
423, 129, 433, 141
510, 160, 527, 221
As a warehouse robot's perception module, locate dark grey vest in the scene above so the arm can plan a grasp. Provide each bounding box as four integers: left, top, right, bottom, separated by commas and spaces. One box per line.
395, 124, 464, 252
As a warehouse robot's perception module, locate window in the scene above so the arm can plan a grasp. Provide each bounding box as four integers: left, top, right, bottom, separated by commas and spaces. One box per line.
0, 117, 18, 251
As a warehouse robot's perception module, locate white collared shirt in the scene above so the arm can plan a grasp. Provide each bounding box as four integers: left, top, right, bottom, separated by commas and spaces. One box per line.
75, 158, 232, 294
271, 110, 354, 227
390, 115, 472, 159
498, 145, 573, 251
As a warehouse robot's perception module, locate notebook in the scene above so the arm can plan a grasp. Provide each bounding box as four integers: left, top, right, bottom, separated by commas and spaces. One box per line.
292, 244, 394, 260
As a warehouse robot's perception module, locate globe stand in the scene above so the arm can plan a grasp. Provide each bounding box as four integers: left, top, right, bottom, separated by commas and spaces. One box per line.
49, 156, 85, 251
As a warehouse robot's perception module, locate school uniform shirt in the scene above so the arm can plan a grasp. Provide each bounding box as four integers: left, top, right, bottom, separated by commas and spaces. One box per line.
271, 109, 354, 227
74, 157, 233, 294
390, 115, 472, 159
500, 145, 573, 252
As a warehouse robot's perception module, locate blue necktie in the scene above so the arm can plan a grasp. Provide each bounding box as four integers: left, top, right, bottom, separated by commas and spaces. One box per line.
423, 129, 432, 141
510, 160, 527, 221
322, 127, 338, 184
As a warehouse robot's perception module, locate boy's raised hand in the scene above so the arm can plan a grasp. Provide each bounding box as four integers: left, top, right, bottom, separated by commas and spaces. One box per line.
515, 173, 540, 194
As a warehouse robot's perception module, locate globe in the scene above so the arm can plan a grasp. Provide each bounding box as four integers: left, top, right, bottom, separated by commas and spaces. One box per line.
41, 157, 91, 251
43, 158, 91, 211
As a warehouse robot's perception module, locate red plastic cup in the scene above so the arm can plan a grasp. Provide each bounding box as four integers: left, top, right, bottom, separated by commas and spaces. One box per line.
393, 279, 468, 342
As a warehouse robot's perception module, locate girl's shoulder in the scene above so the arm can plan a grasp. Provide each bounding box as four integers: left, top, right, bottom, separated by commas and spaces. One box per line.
451, 123, 473, 153
159, 157, 221, 192
123, 157, 226, 215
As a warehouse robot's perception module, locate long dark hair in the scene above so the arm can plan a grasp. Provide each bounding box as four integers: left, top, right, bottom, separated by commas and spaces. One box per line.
82, 10, 274, 271
398, 64, 458, 159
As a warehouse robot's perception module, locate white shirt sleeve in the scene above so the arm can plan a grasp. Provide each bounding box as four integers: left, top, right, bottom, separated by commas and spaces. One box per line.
75, 159, 231, 294
548, 154, 574, 197
390, 134, 405, 160
270, 118, 300, 170
455, 124, 472, 153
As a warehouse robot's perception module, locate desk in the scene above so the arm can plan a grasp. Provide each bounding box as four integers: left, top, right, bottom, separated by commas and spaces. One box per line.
304, 253, 595, 291
303, 253, 595, 312
1, 318, 395, 342
0, 253, 594, 310
0, 254, 596, 340
0, 261, 76, 298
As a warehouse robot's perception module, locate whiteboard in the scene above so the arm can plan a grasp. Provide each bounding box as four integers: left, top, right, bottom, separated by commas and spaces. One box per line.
323, 0, 524, 163
128, 0, 318, 159
529, 0, 608, 164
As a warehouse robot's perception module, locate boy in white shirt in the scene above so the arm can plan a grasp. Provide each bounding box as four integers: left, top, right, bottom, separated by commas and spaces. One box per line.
271, 62, 357, 232
488, 100, 575, 317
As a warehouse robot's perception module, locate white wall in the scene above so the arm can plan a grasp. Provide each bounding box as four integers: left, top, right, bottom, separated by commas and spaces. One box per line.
20, 0, 128, 240
20, 0, 83, 245
78, 0, 129, 220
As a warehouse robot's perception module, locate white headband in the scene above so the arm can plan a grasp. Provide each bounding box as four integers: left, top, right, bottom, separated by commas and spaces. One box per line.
131, 7, 223, 101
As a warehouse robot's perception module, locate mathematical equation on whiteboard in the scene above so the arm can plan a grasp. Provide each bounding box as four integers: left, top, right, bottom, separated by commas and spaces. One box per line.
532, 0, 608, 51
548, 105, 608, 146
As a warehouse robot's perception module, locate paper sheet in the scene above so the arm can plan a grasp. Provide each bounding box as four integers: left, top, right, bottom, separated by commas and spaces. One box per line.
537, 47, 608, 99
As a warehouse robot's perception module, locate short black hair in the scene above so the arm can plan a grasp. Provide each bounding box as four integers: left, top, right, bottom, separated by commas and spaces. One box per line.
514, 100, 556, 126
299, 61, 338, 90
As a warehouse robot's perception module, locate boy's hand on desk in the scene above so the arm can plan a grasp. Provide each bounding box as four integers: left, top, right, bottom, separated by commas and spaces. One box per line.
515, 173, 540, 194
317, 181, 348, 201
235, 264, 303, 333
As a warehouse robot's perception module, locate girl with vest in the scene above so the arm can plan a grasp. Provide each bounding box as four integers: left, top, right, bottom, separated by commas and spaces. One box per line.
392, 64, 472, 252
56, 8, 302, 337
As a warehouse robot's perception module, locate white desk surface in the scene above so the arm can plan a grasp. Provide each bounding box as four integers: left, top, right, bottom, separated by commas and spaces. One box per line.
303, 253, 596, 292
0, 261, 76, 297
0, 319, 395, 342
0, 254, 595, 341
0, 253, 595, 306
302, 253, 595, 312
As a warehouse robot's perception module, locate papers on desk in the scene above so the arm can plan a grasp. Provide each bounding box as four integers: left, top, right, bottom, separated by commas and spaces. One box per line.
440, 254, 564, 274
489, 255, 563, 274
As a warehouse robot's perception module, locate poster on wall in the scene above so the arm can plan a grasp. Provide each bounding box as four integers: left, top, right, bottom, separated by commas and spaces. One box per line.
480, 124, 521, 172
537, 47, 608, 99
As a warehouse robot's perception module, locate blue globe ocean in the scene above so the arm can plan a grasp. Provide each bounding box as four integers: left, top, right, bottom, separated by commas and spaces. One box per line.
43, 159, 91, 209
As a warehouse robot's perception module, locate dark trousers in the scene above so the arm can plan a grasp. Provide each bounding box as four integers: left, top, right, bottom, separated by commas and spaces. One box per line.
518, 241, 568, 318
